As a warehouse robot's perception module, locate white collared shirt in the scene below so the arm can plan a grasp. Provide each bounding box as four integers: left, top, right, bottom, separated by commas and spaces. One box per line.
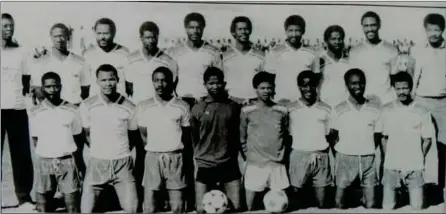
1, 47, 29, 110
80, 94, 137, 159
30, 51, 90, 104
136, 96, 190, 152
30, 100, 81, 158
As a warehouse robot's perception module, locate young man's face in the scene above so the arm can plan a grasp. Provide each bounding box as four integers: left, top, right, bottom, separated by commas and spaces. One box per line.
95, 24, 114, 48
362, 17, 380, 41
327, 31, 344, 52
97, 70, 118, 95
205, 76, 225, 97
286, 25, 303, 44
346, 74, 365, 98
232, 22, 251, 43
298, 77, 317, 101
140, 30, 158, 50
50, 27, 69, 50
185, 20, 204, 42
1, 18, 14, 40
425, 23, 444, 44
394, 81, 412, 102
152, 72, 172, 97
42, 78, 61, 100
256, 82, 274, 101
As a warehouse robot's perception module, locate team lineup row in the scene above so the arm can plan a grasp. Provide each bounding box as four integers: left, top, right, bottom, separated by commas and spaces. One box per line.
1, 10, 446, 213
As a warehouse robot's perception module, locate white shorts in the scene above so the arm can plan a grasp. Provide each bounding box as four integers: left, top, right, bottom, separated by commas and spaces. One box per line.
244, 163, 289, 192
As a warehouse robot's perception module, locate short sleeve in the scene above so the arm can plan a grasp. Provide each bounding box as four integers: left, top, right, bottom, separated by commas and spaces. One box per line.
323, 111, 331, 135
79, 103, 90, 128
329, 110, 339, 130
80, 63, 90, 86
21, 53, 30, 75
181, 107, 191, 127
30, 61, 42, 87
29, 112, 39, 137
264, 52, 277, 74
374, 111, 385, 134
311, 54, 321, 74
421, 112, 434, 139
170, 61, 179, 81
124, 61, 134, 83
136, 104, 147, 127
71, 110, 83, 135
128, 108, 138, 131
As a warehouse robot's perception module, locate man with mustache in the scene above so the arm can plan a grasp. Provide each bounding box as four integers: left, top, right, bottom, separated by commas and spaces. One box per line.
166, 12, 222, 104
349, 11, 399, 105
378, 72, 433, 210
30, 72, 83, 213
222, 16, 266, 105
319, 25, 352, 107
265, 15, 320, 103
125, 21, 178, 105
83, 18, 130, 97
330, 68, 381, 209
1, 13, 34, 209
412, 13, 446, 210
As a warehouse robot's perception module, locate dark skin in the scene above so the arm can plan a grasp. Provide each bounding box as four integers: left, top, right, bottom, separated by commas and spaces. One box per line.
33, 78, 81, 213
2, 17, 30, 96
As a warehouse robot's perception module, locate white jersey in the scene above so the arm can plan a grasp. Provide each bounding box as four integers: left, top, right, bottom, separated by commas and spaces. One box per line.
125, 49, 178, 105
82, 44, 130, 97
167, 41, 222, 99
265, 43, 320, 101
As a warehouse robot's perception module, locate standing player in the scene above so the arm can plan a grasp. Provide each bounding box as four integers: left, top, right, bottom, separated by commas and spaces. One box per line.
30, 72, 83, 212
412, 13, 446, 207
31, 23, 90, 105
125, 21, 178, 105
222, 16, 266, 104
80, 64, 139, 213
240, 72, 290, 211
265, 15, 320, 103
286, 71, 333, 209
191, 67, 243, 213
136, 67, 191, 213
319, 25, 351, 107
330, 69, 381, 209
379, 72, 433, 210
166, 13, 221, 102
1, 13, 34, 209
83, 18, 130, 97
349, 11, 399, 105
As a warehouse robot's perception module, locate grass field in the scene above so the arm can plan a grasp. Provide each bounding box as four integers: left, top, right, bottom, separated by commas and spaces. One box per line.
2, 136, 445, 213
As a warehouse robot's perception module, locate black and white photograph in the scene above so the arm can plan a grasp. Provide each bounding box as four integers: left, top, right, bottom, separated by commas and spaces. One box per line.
1, 1, 446, 213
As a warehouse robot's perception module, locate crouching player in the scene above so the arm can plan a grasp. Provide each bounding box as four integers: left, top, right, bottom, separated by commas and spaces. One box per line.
285, 70, 333, 209
136, 67, 190, 213
30, 72, 83, 212
80, 64, 139, 213
191, 67, 243, 213
240, 71, 290, 211
379, 72, 433, 210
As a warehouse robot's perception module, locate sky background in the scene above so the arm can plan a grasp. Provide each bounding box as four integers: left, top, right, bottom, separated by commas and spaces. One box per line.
2, 1, 446, 52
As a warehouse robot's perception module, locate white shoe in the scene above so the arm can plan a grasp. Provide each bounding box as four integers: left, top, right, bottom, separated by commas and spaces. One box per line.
17, 202, 35, 212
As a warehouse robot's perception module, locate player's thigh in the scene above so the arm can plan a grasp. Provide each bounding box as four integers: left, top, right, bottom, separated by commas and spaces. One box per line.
57, 157, 82, 195
382, 169, 401, 190
35, 157, 58, 194
223, 179, 242, 209
269, 164, 290, 191
288, 150, 311, 188
244, 163, 270, 192
334, 153, 359, 188
114, 180, 138, 212
165, 152, 187, 191
143, 152, 163, 191
360, 155, 378, 188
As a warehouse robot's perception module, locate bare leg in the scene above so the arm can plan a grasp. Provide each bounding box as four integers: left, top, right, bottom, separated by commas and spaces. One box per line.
245, 190, 257, 211
314, 187, 328, 209
142, 189, 157, 213
80, 185, 102, 213
409, 187, 423, 210
223, 179, 243, 212
362, 186, 375, 209
382, 187, 396, 210
168, 190, 184, 214
35, 191, 55, 212
335, 187, 347, 209
64, 192, 80, 213
195, 182, 209, 213
114, 181, 138, 213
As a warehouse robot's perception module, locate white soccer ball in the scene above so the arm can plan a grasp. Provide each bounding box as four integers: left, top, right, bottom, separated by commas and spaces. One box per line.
263, 190, 288, 213
202, 190, 229, 213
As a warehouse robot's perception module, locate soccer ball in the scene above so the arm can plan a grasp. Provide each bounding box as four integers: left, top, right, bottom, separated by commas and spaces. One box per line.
263, 190, 288, 213
202, 190, 228, 213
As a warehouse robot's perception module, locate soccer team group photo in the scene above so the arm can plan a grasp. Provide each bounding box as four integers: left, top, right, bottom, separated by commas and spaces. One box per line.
1, 1, 446, 213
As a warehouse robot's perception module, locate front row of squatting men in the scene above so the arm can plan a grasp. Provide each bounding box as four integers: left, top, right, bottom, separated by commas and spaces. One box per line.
29, 62, 435, 212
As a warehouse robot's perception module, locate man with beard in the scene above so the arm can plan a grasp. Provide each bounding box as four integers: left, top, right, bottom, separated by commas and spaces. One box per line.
412, 13, 446, 209
83, 18, 130, 97
166, 13, 221, 103
286, 71, 333, 210
319, 25, 352, 107
31, 23, 90, 105
125, 21, 178, 105
191, 67, 243, 213
378, 72, 433, 210
30, 72, 83, 212
80, 64, 139, 213
265, 15, 320, 103
223, 16, 266, 104
136, 67, 191, 213
330, 69, 381, 209
1, 13, 34, 209
349, 11, 398, 105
